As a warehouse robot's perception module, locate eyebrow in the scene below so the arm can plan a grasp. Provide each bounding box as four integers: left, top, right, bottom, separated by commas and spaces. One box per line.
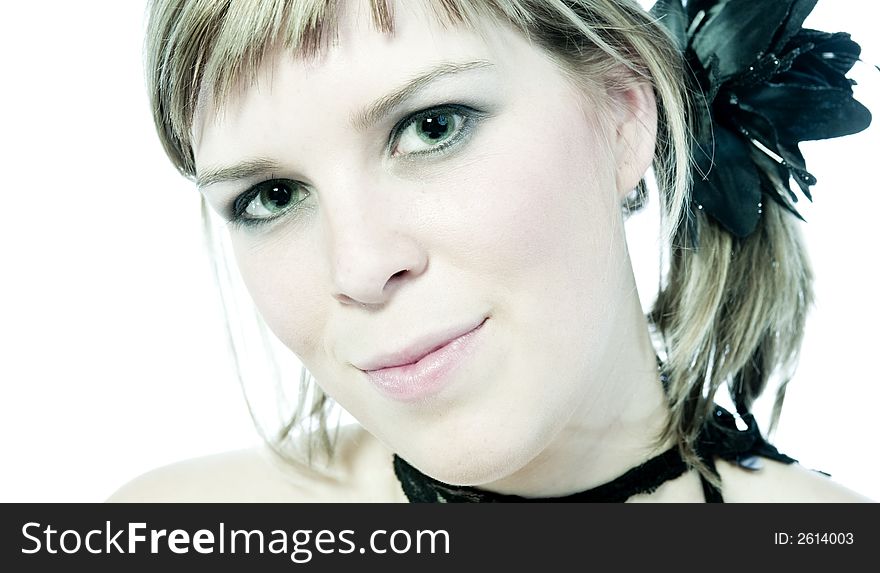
351, 58, 494, 131
196, 157, 282, 189
197, 59, 494, 189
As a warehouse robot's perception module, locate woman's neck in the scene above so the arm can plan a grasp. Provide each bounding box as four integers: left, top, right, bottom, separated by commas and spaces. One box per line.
470, 291, 674, 498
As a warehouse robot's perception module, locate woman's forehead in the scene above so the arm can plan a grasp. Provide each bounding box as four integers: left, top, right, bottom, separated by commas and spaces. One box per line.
190, 2, 534, 153
190, 1, 512, 126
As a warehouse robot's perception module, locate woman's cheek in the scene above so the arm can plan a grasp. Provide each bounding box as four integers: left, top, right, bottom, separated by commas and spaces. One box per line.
232, 235, 330, 363
445, 123, 610, 283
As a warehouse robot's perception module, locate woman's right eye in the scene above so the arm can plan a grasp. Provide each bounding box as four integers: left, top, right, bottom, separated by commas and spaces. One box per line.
229, 179, 309, 229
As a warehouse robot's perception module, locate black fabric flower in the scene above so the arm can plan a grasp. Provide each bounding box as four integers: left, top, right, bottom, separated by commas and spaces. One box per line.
651, 0, 872, 238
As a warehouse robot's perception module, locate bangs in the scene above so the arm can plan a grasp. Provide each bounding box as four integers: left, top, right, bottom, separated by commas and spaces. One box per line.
147, 0, 531, 175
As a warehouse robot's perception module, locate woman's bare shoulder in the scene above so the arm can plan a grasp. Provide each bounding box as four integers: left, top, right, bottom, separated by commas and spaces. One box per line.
106, 425, 403, 503
106, 446, 309, 502
716, 457, 874, 503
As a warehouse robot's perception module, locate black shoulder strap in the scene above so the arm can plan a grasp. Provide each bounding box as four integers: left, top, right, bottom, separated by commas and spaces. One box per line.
701, 468, 725, 503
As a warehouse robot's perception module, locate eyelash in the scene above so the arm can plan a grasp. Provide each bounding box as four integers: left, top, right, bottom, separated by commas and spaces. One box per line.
227, 179, 309, 232
226, 103, 485, 231
389, 104, 482, 158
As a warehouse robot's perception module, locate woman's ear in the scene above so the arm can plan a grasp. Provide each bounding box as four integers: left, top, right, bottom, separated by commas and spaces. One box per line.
608, 79, 658, 199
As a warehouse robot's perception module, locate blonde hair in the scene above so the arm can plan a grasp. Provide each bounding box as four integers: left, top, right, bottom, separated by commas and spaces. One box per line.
145, 0, 812, 490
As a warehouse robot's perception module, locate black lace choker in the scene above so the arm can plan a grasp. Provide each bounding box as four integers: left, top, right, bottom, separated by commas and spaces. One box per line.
393, 446, 688, 503
392, 403, 798, 502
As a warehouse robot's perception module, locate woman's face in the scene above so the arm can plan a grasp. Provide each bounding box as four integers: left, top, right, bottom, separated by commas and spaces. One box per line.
193, 0, 653, 486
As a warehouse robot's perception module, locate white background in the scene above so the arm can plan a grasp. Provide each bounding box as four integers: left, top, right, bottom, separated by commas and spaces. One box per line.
1, 1, 878, 502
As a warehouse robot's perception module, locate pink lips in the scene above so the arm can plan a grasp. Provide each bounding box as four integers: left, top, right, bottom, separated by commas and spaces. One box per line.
357, 318, 487, 402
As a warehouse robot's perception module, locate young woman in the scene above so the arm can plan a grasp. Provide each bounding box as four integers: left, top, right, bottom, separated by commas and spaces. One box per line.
110, 0, 874, 502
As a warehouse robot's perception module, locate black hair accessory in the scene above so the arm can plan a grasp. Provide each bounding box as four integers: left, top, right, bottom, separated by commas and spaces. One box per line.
651, 0, 872, 239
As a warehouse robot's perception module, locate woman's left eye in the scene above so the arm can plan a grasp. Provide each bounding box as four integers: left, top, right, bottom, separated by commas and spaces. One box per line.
391, 106, 477, 157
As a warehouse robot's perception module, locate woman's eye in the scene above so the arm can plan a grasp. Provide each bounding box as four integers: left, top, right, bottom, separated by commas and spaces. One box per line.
392, 107, 473, 156
230, 179, 309, 227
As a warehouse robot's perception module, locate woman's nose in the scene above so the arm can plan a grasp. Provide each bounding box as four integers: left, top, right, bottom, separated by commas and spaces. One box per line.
324, 193, 428, 307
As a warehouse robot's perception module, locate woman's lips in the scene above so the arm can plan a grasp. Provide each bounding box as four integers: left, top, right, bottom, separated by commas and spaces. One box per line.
361, 318, 487, 402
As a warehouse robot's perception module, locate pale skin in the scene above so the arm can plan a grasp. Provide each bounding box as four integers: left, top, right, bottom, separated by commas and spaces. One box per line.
111, 0, 871, 503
